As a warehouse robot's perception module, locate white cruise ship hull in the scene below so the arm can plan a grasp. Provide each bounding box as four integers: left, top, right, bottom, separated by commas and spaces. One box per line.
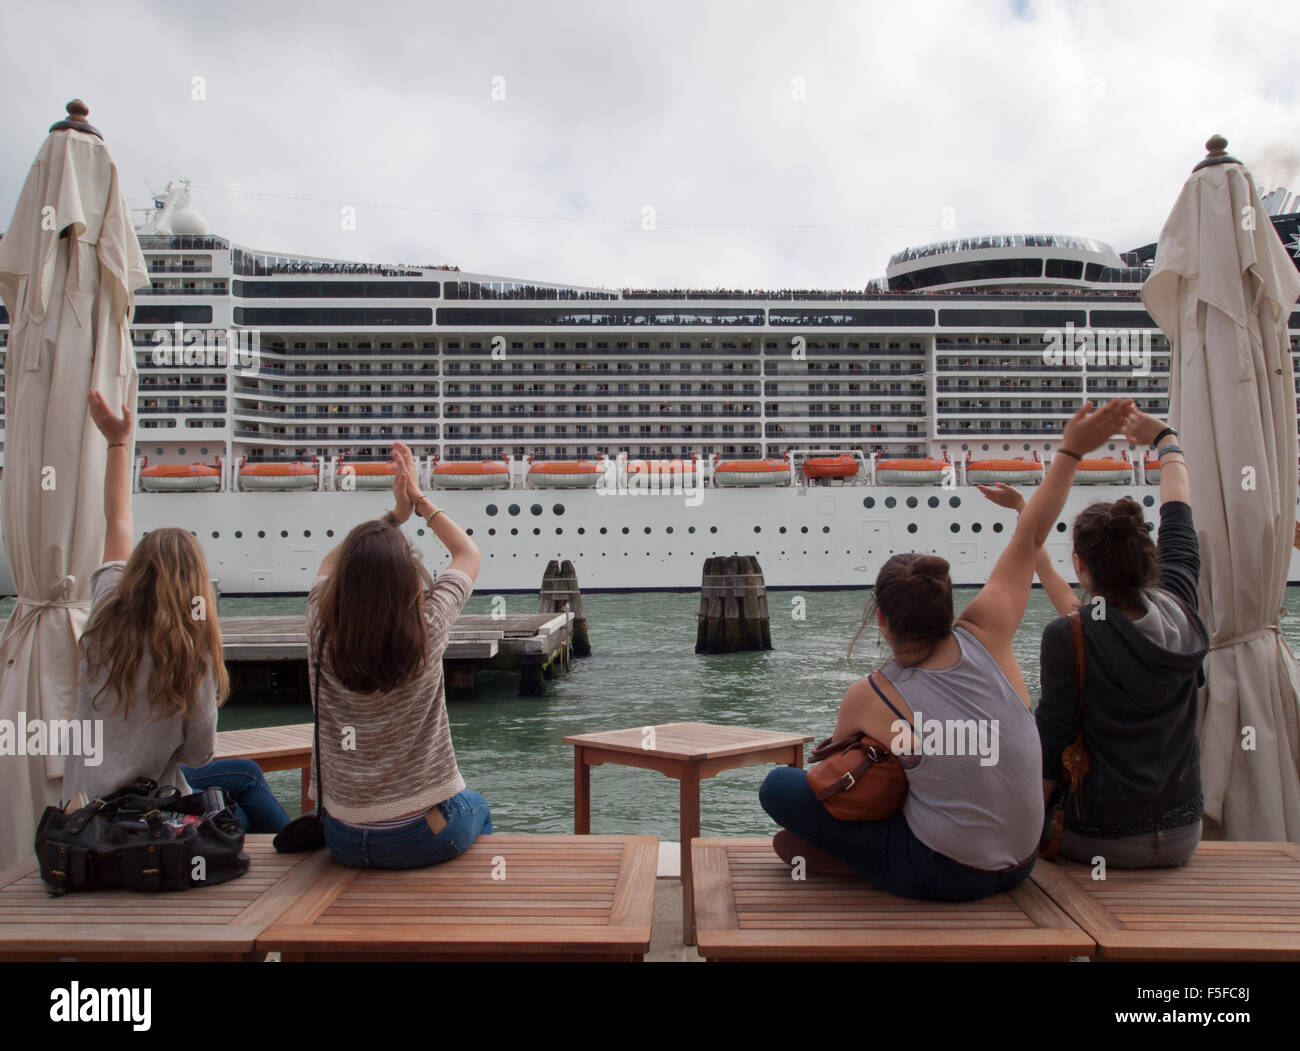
4, 485, 1296, 595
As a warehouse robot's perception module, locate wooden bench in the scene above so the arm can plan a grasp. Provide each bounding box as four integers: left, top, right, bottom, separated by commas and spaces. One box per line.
215, 723, 314, 814
1029, 841, 1300, 960
692, 838, 1094, 961
259, 833, 658, 961
0, 836, 332, 961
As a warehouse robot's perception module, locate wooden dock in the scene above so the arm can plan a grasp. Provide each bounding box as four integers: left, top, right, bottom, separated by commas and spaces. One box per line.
220, 610, 575, 699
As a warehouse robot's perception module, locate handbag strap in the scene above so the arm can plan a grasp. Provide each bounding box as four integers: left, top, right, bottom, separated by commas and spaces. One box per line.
1068, 609, 1086, 716
312, 629, 324, 815
868, 673, 914, 730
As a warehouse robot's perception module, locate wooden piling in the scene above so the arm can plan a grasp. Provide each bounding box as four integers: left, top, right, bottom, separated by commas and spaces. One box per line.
540, 559, 591, 657
445, 662, 479, 701
695, 554, 772, 654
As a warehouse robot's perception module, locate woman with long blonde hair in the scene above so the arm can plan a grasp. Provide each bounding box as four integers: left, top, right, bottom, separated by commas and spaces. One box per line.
62, 393, 288, 833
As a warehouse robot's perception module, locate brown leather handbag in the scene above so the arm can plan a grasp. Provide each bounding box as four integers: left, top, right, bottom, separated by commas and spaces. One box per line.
807, 717, 908, 822
1039, 609, 1091, 860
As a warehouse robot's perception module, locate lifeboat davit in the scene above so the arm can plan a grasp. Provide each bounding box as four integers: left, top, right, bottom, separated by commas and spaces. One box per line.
1073, 454, 1134, 485
337, 461, 399, 491
713, 457, 792, 487
965, 454, 1044, 486
875, 457, 950, 485
528, 460, 602, 489
139, 461, 221, 493
803, 455, 860, 480
432, 460, 510, 490
1143, 457, 1161, 484
239, 460, 319, 491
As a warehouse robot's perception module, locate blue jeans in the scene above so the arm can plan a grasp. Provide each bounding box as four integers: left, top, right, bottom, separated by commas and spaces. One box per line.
180, 758, 291, 834
759, 766, 1032, 901
322, 789, 493, 870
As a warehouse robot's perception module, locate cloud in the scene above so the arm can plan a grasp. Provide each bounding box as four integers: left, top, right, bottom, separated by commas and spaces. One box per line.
1, 0, 1297, 289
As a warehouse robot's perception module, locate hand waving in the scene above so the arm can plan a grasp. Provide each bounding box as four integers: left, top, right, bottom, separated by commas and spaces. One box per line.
87, 390, 133, 445
976, 482, 1026, 513
1060, 399, 1133, 456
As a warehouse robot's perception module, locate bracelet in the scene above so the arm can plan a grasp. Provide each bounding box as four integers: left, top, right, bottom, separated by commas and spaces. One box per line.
1158, 445, 1184, 457
382, 510, 400, 526
1153, 426, 1178, 446
424, 506, 445, 522
107, 442, 129, 449
1057, 448, 1083, 461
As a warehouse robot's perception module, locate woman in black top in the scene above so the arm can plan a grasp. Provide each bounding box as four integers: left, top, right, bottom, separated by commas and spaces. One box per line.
984, 406, 1208, 868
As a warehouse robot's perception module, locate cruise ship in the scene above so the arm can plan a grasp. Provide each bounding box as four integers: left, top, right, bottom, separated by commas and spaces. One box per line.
3, 181, 1299, 594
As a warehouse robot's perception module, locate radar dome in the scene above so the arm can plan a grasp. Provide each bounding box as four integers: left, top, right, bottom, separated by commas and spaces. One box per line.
170, 209, 208, 235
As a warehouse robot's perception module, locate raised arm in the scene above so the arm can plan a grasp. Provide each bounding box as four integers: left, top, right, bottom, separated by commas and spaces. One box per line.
393, 442, 481, 581
1124, 408, 1189, 506
976, 482, 1081, 616
86, 391, 134, 564
958, 399, 1132, 649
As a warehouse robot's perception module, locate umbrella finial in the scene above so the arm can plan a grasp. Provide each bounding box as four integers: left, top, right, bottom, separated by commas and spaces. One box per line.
49, 98, 103, 140
1193, 133, 1240, 172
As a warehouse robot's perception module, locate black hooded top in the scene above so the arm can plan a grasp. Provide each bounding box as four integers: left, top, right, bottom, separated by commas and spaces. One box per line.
1036, 501, 1209, 833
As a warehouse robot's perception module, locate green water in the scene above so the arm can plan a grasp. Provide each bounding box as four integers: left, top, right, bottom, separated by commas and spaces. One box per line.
209, 587, 1300, 841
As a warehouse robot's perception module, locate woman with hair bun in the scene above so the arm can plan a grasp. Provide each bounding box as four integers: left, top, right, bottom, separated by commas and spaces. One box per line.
1023, 406, 1207, 868
760, 399, 1136, 901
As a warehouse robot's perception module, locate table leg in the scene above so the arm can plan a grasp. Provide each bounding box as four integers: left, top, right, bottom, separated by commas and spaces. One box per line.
300, 764, 312, 815
789, 743, 804, 769
680, 765, 701, 945
574, 747, 591, 835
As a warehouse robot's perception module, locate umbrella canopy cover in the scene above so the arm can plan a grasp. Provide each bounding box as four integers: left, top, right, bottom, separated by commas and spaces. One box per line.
1143, 158, 1300, 841
0, 125, 147, 870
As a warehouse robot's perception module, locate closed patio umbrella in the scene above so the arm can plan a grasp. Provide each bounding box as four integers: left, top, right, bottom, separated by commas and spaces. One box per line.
0, 101, 147, 869
1142, 135, 1300, 841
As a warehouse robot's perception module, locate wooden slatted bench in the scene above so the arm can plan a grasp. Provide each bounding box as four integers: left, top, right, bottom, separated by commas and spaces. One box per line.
259, 834, 658, 961
215, 723, 314, 814
0, 836, 332, 962
1029, 841, 1300, 960
692, 838, 1094, 961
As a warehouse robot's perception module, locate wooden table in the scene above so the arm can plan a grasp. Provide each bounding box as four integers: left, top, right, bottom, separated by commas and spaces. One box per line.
259, 834, 658, 961
215, 723, 314, 814
563, 721, 811, 945
1030, 841, 1300, 960
0, 836, 332, 961
693, 838, 1094, 961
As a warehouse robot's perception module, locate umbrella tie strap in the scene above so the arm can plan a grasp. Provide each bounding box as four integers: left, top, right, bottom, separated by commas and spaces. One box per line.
0, 576, 85, 657
1209, 625, 1280, 651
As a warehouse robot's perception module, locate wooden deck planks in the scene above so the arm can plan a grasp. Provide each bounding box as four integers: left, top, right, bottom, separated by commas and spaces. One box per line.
0, 836, 333, 961
1029, 842, 1300, 960
258, 833, 657, 961
692, 838, 1094, 962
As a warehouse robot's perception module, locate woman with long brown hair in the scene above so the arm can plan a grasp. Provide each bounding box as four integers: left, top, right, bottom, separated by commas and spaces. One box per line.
759, 399, 1134, 900
63, 393, 288, 833
306, 441, 488, 869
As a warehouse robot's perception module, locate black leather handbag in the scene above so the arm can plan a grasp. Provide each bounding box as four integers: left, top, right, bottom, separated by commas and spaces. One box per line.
34, 778, 249, 895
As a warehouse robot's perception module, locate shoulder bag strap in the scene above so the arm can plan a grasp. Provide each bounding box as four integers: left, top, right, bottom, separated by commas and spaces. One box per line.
312, 629, 324, 817
868, 672, 915, 730
1068, 609, 1086, 716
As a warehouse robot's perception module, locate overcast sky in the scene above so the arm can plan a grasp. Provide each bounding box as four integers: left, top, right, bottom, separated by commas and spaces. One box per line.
2, 0, 1297, 289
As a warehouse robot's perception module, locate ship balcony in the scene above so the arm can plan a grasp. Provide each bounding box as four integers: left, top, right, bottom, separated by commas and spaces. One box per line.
233, 407, 440, 421
139, 381, 230, 393
440, 345, 761, 357
138, 404, 225, 414
258, 345, 435, 357
766, 407, 925, 418
139, 284, 229, 296
764, 426, 917, 439
764, 387, 925, 398
231, 386, 439, 399
443, 367, 759, 379
233, 427, 439, 441
442, 407, 761, 420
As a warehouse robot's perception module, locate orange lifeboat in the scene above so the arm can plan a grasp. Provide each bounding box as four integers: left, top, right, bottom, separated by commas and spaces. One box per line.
528, 459, 603, 489
139, 460, 221, 493
1143, 457, 1161, 484
965, 453, 1044, 486
713, 457, 792, 487
1073, 452, 1134, 485
337, 460, 399, 491
625, 457, 697, 475
803, 455, 860, 480
875, 456, 950, 485
239, 459, 319, 492
432, 460, 510, 490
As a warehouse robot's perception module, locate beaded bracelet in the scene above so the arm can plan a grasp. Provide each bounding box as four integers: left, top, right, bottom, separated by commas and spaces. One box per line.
1158, 445, 1184, 457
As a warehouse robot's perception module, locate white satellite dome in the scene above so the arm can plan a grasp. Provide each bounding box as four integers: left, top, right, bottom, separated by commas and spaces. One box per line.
170, 208, 208, 235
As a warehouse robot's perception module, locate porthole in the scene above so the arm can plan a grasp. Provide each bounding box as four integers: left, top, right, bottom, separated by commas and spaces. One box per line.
417, 528, 426, 536
949, 496, 961, 508
466, 528, 474, 536
622, 526, 630, 535
863, 497, 875, 509
553, 504, 565, 516
710, 526, 718, 534
754, 526, 761, 534
234, 531, 243, 539
1056, 522, 1068, 533
486, 504, 498, 517
533, 527, 541, 535
508, 504, 520, 516
822, 526, 830, 534
510, 528, 519, 536
577, 527, 586, 535
257, 530, 266, 539
950, 523, 960, 533
927, 496, 939, 508
800, 526, 809, 534
666, 526, 674, 534
280, 530, 288, 538
488, 528, 496, 536
885, 496, 897, 508
304, 530, 311, 538
993, 522, 1004, 533
645, 526, 652, 535
530, 504, 542, 516
211, 531, 220, 539
688, 526, 696, 534
906, 496, 918, 509
326, 529, 334, 538
779, 526, 787, 534
972, 523, 982, 533
907, 523, 918, 534
1143, 495, 1155, 507
600, 527, 608, 535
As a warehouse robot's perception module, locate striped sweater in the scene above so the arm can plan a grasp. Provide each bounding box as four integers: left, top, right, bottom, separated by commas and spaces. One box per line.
306, 568, 473, 823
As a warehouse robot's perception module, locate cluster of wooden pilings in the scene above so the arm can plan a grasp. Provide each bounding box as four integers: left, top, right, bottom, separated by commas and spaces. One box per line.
695, 555, 772, 653
540, 559, 591, 658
